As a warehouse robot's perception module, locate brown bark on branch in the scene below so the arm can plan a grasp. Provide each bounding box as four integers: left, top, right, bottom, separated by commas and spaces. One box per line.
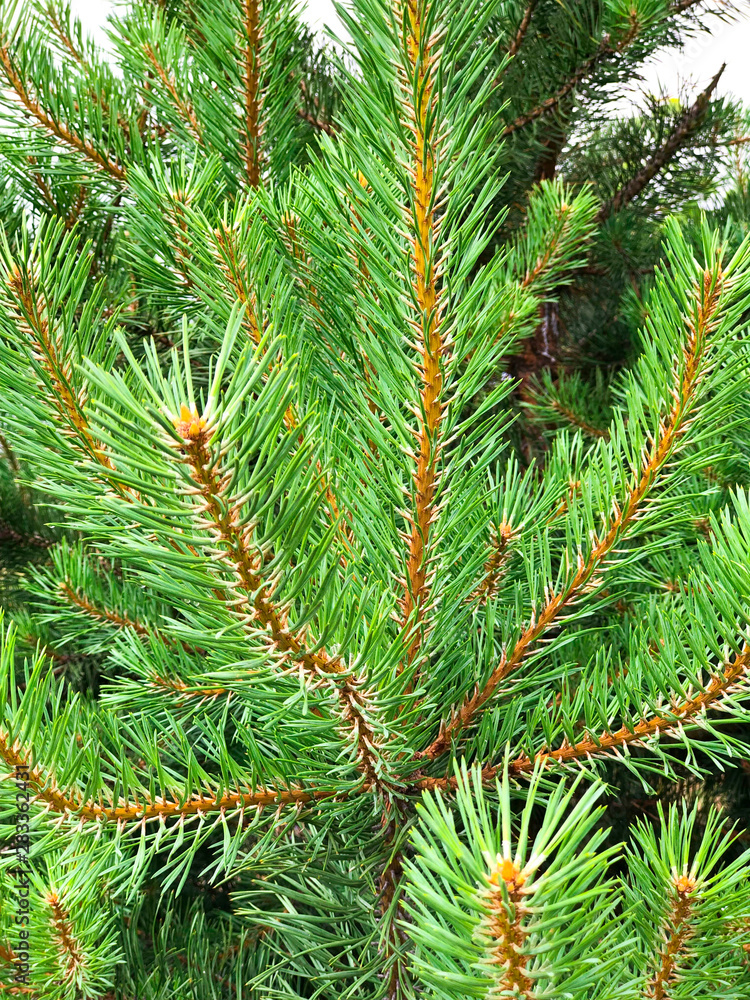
597, 65, 726, 223
507, 0, 537, 60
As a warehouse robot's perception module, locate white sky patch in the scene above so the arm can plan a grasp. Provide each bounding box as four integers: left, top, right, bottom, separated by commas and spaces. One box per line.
69, 1, 750, 107
70, 0, 351, 45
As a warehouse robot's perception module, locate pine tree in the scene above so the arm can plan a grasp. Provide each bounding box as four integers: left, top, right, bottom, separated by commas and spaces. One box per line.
1, 1, 750, 998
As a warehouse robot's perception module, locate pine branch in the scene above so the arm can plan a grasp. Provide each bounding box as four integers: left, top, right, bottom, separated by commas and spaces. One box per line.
507, 0, 537, 60
38, 5, 135, 142
170, 408, 384, 784
405, 766, 617, 995
482, 861, 533, 996
520, 202, 577, 289
597, 65, 726, 222
501, 38, 617, 138
547, 397, 610, 438
497, 185, 598, 390
209, 221, 263, 345
281, 210, 322, 315
419, 641, 750, 791
378, 824, 410, 1000
166, 190, 196, 290
26, 155, 58, 212
472, 523, 516, 604
646, 876, 696, 999
0, 726, 345, 822
4, 267, 136, 502
57, 581, 151, 636
142, 43, 203, 144
44, 892, 84, 987
297, 106, 337, 135
0, 37, 126, 181
502, 0, 718, 138
421, 264, 724, 760
0, 728, 97, 818
54, 577, 218, 690
241, 0, 262, 188
298, 79, 338, 135
148, 673, 228, 705
523, 371, 612, 439
86, 784, 324, 823
396, 0, 448, 684
202, 220, 353, 563
64, 185, 88, 231
6, 271, 110, 468
513, 641, 750, 775
40, 2, 90, 70
17, 642, 88, 676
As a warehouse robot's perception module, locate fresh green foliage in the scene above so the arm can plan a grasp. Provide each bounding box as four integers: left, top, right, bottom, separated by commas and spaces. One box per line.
1, 0, 750, 998
406, 764, 750, 998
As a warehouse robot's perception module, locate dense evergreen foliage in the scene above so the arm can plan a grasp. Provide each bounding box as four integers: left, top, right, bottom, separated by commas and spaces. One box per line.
1, 0, 750, 997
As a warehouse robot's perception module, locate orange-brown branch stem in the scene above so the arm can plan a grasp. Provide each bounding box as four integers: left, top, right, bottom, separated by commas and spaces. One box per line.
399, 0, 444, 681
42, 4, 90, 70
421, 266, 723, 760
417, 643, 750, 792
46, 893, 84, 980
646, 878, 695, 999
472, 523, 516, 604
174, 413, 381, 782
6, 269, 136, 503
242, 0, 262, 187
142, 45, 203, 144
0, 727, 341, 823
58, 582, 150, 636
